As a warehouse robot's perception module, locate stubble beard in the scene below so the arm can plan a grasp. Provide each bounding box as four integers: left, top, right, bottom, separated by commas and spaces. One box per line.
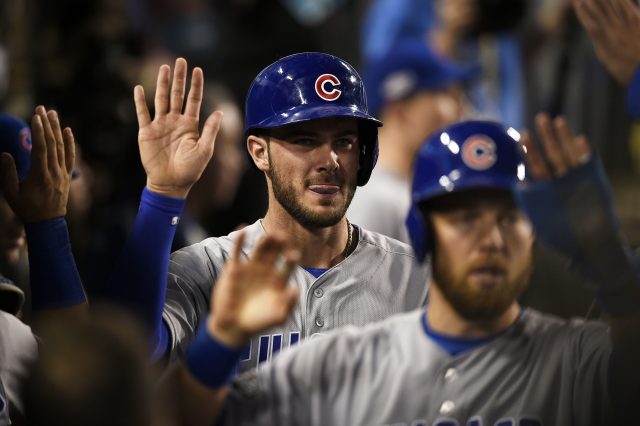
267, 155, 357, 229
433, 253, 533, 321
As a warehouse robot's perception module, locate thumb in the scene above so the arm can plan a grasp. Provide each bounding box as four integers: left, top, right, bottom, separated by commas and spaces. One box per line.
198, 110, 224, 158
0, 153, 20, 204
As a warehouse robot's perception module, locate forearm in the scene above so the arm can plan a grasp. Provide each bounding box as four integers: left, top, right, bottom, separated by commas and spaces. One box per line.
25, 217, 87, 313
515, 155, 640, 315
107, 188, 185, 354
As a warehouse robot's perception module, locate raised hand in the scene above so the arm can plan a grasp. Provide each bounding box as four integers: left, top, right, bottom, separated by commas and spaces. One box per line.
207, 232, 300, 348
574, 0, 640, 85
520, 113, 591, 180
134, 57, 223, 198
0, 106, 75, 223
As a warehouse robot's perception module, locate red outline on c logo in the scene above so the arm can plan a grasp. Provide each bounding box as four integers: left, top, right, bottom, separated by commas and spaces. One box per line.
461, 135, 497, 171
20, 128, 32, 153
315, 74, 341, 101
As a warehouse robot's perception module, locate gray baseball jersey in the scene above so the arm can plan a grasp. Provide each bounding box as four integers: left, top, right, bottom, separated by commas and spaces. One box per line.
0, 311, 38, 424
220, 308, 612, 426
163, 220, 429, 372
0, 380, 8, 426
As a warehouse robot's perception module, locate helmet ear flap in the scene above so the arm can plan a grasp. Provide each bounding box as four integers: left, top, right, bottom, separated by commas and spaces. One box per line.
406, 200, 436, 263
357, 122, 379, 186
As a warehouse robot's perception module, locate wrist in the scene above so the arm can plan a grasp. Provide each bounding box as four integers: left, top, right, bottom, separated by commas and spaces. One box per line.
207, 315, 248, 349
186, 317, 244, 389
145, 181, 191, 199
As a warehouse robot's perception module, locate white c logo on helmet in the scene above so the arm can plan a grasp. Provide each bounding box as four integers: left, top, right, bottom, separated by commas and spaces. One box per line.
315, 74, 342, 101
461, 136, 497, 170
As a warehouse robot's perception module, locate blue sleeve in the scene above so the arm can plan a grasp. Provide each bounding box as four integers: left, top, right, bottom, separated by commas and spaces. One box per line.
514, 155, 640, 316
25, 217, 87, 310
107, 188, 185, 357
626, 65, 640, 120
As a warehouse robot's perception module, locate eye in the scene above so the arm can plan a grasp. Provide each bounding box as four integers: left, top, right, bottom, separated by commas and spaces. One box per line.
291, 138, 316, 147
448, 209, 478, 225
499, 210, 523, 226
334, 137, 355, 150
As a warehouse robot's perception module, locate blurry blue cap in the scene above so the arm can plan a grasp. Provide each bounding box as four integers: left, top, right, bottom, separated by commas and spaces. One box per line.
0, 112, 80, 181
364, 39, 478, 116
0, 113, 32, 180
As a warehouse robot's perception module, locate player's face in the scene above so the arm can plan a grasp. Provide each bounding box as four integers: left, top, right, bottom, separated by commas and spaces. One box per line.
429, 189, 534, 320
265, 118, 360, 228
0, 195, 25, 264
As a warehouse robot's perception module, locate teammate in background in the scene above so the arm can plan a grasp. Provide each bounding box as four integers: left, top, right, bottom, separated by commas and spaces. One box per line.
347, 39, 473, 242
0, 114, 33, 321
573, 0, 640, 119
108, 55, 428, 369
171, 116, 639, 425
0, 107, 86, 425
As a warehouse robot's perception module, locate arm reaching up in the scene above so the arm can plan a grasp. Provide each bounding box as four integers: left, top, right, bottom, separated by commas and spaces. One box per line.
108, 58, 223, 357
0, 107, 87, 323
172, 232, 299, 426
516, 113, 640, 419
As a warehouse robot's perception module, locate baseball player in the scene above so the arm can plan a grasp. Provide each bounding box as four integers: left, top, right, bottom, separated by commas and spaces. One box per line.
171, 115, 639, 426
108, 54, 428, 368
0, 107, 86, 425
347, 38, 473, 243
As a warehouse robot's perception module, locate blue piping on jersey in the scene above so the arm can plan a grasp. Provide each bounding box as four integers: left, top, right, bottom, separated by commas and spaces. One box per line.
421, 308, 525, 356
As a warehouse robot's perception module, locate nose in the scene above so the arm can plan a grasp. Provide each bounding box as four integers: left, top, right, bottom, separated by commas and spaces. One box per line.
478, 217, 506, 251
317, 144, 339, 173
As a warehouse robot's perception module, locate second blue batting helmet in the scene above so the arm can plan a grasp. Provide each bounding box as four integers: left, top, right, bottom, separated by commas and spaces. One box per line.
0, 113, 32, 181
244, 52, 382, 186
406, 120, 527, 262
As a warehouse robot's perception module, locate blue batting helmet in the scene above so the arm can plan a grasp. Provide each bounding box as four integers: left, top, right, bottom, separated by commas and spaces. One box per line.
0, 113, 32, 181
244, 52, 382, 186
406, 120, 526, 262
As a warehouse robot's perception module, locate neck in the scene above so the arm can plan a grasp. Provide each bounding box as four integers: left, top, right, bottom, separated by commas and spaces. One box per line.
376, 123, 418, 180
426, 283, 521, 338
262, 201, 351, 269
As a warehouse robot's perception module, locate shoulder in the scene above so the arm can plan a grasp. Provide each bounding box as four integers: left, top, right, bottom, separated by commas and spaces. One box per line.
357, 227, 417, 260
0, 311, 36, 348
0, 311, 38, 372
517, 308, 609, 346
170, 221, 264, 269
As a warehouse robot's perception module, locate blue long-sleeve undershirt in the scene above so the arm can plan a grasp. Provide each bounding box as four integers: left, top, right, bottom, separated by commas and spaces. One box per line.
108, 188, 185, 359
25, 217, 87, 310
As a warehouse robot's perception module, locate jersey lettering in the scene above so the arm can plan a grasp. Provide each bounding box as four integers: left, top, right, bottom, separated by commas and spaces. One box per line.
241, 331, 301, 368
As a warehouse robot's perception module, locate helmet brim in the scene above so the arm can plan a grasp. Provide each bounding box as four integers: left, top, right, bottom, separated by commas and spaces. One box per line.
245, 104, 382, 135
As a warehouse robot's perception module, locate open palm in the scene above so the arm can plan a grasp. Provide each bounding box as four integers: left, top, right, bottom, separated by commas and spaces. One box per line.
134, 58, 223, 198
209, 232, 300, 347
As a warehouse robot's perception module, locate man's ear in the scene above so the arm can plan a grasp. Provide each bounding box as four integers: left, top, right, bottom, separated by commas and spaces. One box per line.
247, 135, 270, 172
